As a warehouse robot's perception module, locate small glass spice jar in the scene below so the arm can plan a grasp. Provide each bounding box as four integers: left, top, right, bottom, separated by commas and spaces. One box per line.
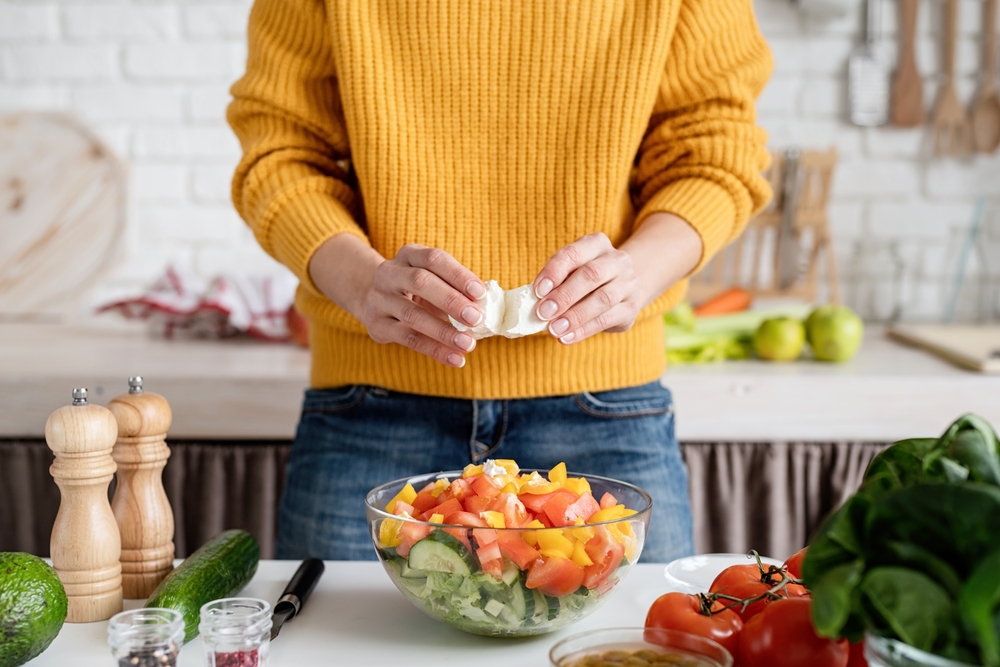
108, 608, 184, 667
199, 598, 272, 667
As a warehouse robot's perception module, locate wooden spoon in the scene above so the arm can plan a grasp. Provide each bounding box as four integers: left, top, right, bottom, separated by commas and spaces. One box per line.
932, 0, 972, 156
971, 0, 1000, 153
891, 0, 924, 127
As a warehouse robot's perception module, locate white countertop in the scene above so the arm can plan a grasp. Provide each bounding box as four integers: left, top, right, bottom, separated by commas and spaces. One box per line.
24, 560, 670, 667
1, 320, 997, 441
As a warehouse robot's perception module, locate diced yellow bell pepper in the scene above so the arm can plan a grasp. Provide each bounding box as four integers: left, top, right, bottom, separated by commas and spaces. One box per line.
519, 471, 562, 495
548, 462, 567, 484
522, 520, 545, 546
378, 518, 402, 548
536, 529, 574, 559
563, 477, 591, 496
428, 513, 444, 524
463, 463, 483, 478
481, 511, 506, 529
571, 519, 595, 543
501, 482, 519, 495
590, 504, 626, 524
571, 539, 594, 567
430, 478, 448, 497
385, 483, 417, 515
494, 459, 520, 475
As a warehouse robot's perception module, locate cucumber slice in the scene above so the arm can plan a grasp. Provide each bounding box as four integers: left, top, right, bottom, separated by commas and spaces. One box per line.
531, 590, 549, 625
399, 561, 427, 579
500, 561, 520, 586
484, 599, 506, 617
408, 530, 476, 575
546, 594, 560, 621
507, 578, 529, 620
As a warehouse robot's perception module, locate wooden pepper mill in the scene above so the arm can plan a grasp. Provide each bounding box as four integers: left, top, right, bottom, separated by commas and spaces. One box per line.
45, 387, 123, 622
108, 376, 175, 599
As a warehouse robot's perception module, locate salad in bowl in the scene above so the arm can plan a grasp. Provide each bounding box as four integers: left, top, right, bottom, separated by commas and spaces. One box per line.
365, 460, 652, 637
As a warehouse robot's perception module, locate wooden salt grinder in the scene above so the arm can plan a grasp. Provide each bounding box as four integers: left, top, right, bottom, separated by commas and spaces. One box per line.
45, 388, 123, 622
108, 377, 175, 599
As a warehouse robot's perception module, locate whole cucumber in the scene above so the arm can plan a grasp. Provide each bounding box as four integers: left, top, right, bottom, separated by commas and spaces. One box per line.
144, 529, 260, 643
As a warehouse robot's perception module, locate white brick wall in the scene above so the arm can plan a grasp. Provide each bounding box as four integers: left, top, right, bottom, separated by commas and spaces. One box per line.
0, 0, 997, 322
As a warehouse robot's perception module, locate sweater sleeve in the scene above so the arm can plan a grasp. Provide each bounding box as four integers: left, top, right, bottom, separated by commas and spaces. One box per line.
227, 0, 368, 294
633, 0, 774, 276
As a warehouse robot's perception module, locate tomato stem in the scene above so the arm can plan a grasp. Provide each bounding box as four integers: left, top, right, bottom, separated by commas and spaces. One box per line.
702, 555, 806, 616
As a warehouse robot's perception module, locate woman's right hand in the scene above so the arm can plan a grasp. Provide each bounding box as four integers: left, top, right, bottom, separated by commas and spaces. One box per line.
310, 234, 486, 368
363, 244, 487, 367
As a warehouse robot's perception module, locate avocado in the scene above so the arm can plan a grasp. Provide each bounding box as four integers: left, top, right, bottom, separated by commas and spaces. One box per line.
0, 553, 67, 667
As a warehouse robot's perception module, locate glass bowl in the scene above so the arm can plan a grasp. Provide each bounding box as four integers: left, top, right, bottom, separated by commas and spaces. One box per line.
864, 634, 980, 667
550, 627, 733, 667
365, 469, 651, 637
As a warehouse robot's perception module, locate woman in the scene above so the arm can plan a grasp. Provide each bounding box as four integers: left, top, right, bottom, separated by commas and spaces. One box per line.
228, 0, 772, 562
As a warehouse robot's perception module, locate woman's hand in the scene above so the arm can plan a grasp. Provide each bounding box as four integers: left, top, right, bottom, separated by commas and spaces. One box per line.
531, 214, 703, 345
532, 233, 642, 345
310, 235, 486, 367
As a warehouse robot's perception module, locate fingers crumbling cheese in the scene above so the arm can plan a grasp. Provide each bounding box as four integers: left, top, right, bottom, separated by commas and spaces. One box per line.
450, 280, 548, 339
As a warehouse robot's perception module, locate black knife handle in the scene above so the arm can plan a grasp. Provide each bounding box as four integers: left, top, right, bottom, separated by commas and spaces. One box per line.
276, 558, 325, 618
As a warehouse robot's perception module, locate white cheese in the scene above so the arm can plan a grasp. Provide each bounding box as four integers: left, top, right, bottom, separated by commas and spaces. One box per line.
501, 284, 547, 338
481, 459, 506, 479
449, 281, 548, 340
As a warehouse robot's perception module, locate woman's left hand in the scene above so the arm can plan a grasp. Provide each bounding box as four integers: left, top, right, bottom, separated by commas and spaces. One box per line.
532, 232, 642, 345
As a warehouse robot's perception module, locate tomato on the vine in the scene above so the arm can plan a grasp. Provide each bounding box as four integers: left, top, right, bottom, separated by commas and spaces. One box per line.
644, 592, 743, 658
847, 640, 869, 667
737, 598, 849, 667
784, 547, 808, 579
709, 563, 808, 621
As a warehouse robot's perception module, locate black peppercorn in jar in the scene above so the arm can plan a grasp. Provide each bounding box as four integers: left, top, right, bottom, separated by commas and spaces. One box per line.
108, 608, 184, 667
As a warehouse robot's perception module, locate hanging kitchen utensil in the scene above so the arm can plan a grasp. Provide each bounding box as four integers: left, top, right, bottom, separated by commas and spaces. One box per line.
775, 147, 802, 291
971, 0, 1000, 153
270, 558, 324, 641
849, 0, 891, 126
891, 0, 924, 127
932, 0, 973, 156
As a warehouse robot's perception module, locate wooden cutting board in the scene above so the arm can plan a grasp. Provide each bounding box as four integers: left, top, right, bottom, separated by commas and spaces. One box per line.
0, 113, 126, 320
888, 324, 1000, 373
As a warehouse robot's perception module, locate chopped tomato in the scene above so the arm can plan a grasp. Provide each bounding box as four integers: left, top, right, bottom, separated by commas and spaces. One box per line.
478, 540, 504, 579
519, 488, 577, 514
599, 492, 618, 510
543, 492, 577, 527
411, 489, 440, 514
489, 493, 530, 528
473, 528, 498, 545
471, 474, 502, 499
449, 477, 472, 500
582, 526, 625, 589
526, 555, 585, 597
497, 531, 540, 569
565, 492, 600, 523
392, 501, 415, 517
395, 521, 432, 558
443, 511, 487, 527
463, 494, 492, 515
425, 497, 462, 521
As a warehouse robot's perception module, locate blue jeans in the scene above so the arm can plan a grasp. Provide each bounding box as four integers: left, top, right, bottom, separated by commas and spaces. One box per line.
276, 381, 694, 562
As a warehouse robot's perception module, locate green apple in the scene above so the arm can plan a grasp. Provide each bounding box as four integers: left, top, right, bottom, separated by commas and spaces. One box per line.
753, 317, 805, 361
806, 305, 864, 362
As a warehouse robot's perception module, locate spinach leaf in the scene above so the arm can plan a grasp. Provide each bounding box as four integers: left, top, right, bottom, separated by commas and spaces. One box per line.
863, 437, 943, 494
882, 540, 963, 597
948, 430, 1000, 486
859, 567, 954, 653
809, 559, 865, 639
867, 483, 1000, 577
959, 548, 1000, 667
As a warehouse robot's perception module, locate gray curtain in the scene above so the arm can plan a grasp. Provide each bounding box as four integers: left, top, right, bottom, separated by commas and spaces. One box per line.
0, 439, 884, 560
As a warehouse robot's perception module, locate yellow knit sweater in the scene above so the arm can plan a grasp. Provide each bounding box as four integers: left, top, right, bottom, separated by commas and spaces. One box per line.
229, 0, 772, 399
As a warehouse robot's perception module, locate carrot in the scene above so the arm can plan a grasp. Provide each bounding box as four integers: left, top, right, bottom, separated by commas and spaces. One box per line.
693, 287, 752, 317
